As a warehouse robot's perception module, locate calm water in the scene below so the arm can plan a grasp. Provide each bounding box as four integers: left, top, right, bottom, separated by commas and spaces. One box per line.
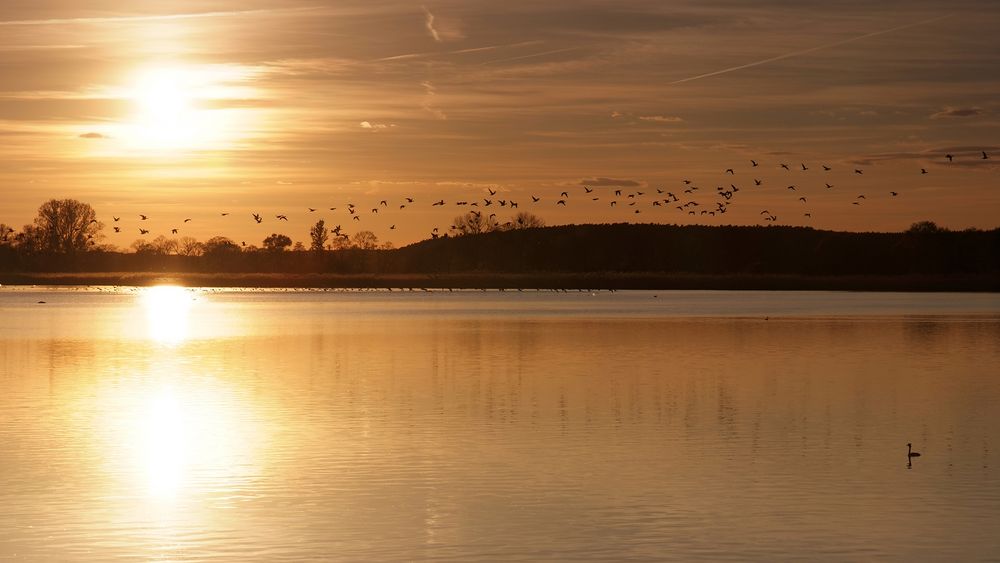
1, 288, 999, 561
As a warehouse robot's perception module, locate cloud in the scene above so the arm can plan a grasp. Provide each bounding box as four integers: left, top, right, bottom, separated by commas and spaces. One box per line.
580, 177, 641, 188
420, 81, 447, 120
79, 132, 107, 139
0, 7, 320, 27
360, 121, 395, 131
422, 6, 463, 43
638, 115, 684, 123
930, 107, 985, 119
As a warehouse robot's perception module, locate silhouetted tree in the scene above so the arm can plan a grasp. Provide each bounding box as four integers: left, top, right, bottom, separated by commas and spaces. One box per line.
177, 236, 204, 256
292, 241, 306, 252
310, 220, 328, 251
263, 233, 293, 251
28, 199, 101, 253
0, 223, 15, 245
907, 220, 945, 234
352, 230, 379, 249
508, 211, 545, 230
203, 236, 241, 255
451, 211, 494, 235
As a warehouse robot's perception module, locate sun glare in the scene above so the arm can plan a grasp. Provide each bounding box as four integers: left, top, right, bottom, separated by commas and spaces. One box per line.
115, 64, 256, 153
143, 286, 194, 344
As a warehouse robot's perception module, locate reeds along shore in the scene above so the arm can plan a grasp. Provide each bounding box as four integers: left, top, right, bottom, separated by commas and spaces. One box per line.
1, 272, 998, 292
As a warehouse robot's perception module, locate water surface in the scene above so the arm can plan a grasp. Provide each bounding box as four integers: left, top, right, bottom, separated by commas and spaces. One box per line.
1, 288, 999, 561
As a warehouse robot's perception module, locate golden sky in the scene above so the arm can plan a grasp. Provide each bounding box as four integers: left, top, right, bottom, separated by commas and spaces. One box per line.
1, 1, 998, 246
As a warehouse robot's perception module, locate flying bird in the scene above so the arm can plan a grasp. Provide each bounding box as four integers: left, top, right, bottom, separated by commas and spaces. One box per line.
308, 208, 317, 212
890, 191, 899, 196
854, 169, 864, 174
921, 168, 928, 174
801, 163, 808, 171
751, 160, 758, 167
139, 228, 149, 234
822, 165, 831, 171
780, 163, 790, 170
171, 229, 178, 234
946, 154, 954, 162
983, 151, 990, 160
184, 218, 191, 223
725, 168, 734, 175
139, 214, 148, 220
113, 216, 120, 222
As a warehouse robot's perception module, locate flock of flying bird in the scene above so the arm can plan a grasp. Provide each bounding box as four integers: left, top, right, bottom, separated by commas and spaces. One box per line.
103, 150, 990, 246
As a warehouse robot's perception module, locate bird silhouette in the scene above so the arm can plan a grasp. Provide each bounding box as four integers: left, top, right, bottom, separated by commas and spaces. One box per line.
825, 183, 834, 189
276, 215, 288, 221
800, 163, 808, 171
799, 197, 807, 202
726, 168, 734, 175
907, 443, 921, 458
308, 208, 317, 212
890, 191, 899, 197
113, 216, 120, 222
139, 228, 149, 234
585, 187, 593, 193
780, 163, 790, 170
488, 188, 497, 196
531, 196, 540, 202
113, 226, 120, 233
787, 185, 796, 191
139, 214, 148, 220
857, 195, 866, 199
557, 200, 566, 206
946, 154, 954, 162
171, 228, 178, 234
920, 168, 928, 174
983, 151, 990, 160
252, 213, 262, 223
822, 165, 831, 171
854, 169, 863, 175
221, 212, 229, 216
561, 191, 569, 197
751, 160, 758, 167
754, 179, 762, 186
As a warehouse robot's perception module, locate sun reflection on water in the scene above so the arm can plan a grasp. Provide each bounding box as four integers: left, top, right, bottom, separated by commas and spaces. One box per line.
143, 286, 194, 344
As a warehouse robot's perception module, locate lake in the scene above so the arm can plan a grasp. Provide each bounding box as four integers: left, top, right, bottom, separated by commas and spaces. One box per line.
1, 287, 999, 561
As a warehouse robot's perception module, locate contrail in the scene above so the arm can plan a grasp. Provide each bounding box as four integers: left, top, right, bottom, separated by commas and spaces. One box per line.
669, 14, 953, 85
0, 7, 322, 27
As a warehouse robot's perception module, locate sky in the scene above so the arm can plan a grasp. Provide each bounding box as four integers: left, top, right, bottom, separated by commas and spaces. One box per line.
1, 0, 998, 247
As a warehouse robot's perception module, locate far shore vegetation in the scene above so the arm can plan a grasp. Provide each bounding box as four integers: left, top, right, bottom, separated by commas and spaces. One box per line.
2, 199, 998, 291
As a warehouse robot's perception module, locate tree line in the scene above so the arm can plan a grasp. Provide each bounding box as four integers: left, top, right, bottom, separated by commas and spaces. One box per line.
1, 199, 997, 277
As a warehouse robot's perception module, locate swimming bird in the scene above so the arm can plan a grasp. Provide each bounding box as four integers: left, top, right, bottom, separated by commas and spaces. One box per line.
221, 212, 229, 216
907, 443, 921, 458
787, 185, 796, 191
857, 194, 866, 199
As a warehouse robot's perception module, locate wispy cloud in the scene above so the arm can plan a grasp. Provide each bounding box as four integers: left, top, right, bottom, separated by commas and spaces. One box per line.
931, 107, 985, 119
669, 14, 954, 85
639, 115, 684, 123
423, 6, 442, 43
0, 7, 321, 27
79, 132, 108, 139
421, 6, 463, 43
580, 177, 641, 188
420, 81, 447, 120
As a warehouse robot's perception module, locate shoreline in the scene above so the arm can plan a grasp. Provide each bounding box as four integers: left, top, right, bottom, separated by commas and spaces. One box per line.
1, 272, 998, 292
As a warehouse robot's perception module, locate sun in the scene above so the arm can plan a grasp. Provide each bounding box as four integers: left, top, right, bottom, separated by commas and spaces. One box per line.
115, 64, 255, 153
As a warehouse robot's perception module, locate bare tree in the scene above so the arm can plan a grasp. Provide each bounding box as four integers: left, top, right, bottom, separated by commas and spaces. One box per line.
30, 199, 102, 253
177, 236, 204, 256
451, 211, 495, 235
310, 219, 328, 251
351, 230, 379, 249
508, 211, 545, 230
